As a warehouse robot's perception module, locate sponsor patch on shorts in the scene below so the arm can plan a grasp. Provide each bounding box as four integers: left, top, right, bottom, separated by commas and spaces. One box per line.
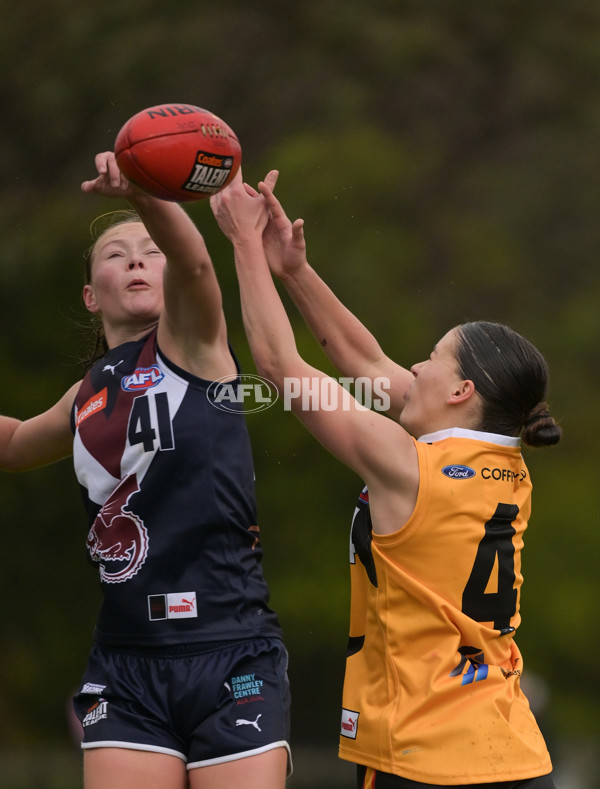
148, 591, 197, 621
82, 699, 108, 727
340, 708, 359, 739
81, 682, 106, 695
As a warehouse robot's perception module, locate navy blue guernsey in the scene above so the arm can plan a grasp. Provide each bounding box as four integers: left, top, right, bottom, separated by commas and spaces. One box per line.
72, 330, 282, 648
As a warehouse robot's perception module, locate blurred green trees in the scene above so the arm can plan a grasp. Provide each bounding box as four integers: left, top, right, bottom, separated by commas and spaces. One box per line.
1, 1, 598, 783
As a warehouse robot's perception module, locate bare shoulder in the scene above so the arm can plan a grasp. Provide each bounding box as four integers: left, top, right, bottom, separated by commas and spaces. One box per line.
61, 380, 82, 411
35, 380, 82, 446
359, 417, 420, 536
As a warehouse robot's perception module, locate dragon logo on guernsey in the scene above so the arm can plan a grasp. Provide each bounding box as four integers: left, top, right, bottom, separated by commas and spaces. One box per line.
121, 365, 164, 392
86, 475, 149, 583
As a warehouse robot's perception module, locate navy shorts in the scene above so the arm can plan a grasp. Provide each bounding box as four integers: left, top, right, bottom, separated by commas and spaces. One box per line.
357, 766, 557, 789
73, 637, 291, 771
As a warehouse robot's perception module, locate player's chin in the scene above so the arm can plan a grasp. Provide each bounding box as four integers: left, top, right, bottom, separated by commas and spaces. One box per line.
124, 301, 162, 324
398, 408, 416, 435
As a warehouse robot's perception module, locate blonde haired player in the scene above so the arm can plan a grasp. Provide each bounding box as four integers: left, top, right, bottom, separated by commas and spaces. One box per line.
0, 154, 291, 789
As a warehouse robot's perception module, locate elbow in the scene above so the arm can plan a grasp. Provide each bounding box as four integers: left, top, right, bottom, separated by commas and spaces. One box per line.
251, 345, 296, 391
252, 352, 284, 388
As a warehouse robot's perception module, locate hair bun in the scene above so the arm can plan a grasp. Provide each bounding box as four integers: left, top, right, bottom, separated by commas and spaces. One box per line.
522, 402, 561, 447
523, 404, 551, 427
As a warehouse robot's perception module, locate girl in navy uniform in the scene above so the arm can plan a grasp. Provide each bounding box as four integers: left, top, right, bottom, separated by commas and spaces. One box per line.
0, 153, 290, 789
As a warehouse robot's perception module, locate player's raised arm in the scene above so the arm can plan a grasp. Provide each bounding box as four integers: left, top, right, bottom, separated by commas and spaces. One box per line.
211, 172, 419, 523
81, 151, 234, 381
260, 174, 413, 420
0, 382, 78, 472
110, 105, 242, 377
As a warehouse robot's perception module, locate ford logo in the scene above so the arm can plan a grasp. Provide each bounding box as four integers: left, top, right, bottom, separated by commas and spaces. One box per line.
441, 465, 476, 479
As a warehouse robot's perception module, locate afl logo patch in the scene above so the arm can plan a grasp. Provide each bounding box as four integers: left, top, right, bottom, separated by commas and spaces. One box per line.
442, 464, 476, 479
121, 365, 164, 391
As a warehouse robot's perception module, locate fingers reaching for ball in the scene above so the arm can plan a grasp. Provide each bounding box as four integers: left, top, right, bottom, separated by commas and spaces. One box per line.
258, 177, 286, 220
262, 170, 279, 192
81, 151, 133, 197
259, 174, 306, 246
254, 174, 307, 278
211, 167, 272, 242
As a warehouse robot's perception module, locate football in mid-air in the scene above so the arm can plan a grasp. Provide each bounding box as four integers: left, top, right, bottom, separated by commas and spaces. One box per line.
114, 103, 241, 202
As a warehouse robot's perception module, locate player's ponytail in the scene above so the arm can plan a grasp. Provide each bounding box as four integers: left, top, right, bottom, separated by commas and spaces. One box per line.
455, 321, 561, 447
521, 402, 562, 447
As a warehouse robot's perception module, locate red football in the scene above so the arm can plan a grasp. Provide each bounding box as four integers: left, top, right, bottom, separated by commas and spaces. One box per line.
114, 104, 241, 202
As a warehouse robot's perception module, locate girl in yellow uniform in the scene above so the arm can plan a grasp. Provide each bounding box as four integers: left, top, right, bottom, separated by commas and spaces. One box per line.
211, 171, 560, 789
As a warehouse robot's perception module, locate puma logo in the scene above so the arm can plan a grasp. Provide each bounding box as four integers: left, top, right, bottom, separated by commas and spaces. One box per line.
235, 713, 262, 732
103, 360, 124, 375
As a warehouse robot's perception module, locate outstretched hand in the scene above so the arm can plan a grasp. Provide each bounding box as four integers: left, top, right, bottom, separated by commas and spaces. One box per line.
258, 174, 307, 279
210, 168, 270, 241
211, 168, 307, 281
81, 152, 139, 199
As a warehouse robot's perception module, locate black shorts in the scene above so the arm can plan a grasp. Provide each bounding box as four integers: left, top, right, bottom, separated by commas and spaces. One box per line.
73, 637, 291, 771
356, 766, 557, 789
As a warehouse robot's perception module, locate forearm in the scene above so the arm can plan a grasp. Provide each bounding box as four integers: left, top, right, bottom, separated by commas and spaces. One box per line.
129, 192, 228, 358
0, 416, 23, 470
233, 237, 304, 386
280, 263, 387, 378
279, 263, 415, 421
0, 421, 71, 472
128, 192, 210, 271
